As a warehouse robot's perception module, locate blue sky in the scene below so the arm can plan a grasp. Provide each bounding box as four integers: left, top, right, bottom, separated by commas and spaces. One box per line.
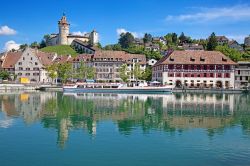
0, 0, 250, 51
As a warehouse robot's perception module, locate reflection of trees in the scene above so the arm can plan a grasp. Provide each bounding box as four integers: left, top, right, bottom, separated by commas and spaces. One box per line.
1, 92, 250, 147
39, 93, 250, 142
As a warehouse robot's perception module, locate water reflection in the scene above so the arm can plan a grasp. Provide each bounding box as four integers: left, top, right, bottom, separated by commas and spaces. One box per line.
0, 92, 250, 148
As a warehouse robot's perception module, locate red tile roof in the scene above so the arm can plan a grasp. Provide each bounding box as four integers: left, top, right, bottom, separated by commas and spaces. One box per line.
154, 50, 236, 66
2, 52, 22, 68
93, 50, 146, 64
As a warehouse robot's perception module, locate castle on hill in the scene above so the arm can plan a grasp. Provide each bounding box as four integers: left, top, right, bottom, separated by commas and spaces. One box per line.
46, 14, 99, 46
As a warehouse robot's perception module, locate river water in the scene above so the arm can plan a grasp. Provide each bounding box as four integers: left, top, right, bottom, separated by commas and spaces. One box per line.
0, 92, 250, 166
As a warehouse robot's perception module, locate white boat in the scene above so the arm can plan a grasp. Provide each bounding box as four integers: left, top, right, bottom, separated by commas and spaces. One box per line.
63, 83, 173, 94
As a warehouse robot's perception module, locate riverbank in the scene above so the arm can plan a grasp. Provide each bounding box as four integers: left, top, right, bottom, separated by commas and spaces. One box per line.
0, 84, 248, 94
172, 88, 246, 94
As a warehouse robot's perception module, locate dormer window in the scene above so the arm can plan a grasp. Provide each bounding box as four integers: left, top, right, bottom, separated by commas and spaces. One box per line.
222, 57, 227, 62
190, 57, 195, 62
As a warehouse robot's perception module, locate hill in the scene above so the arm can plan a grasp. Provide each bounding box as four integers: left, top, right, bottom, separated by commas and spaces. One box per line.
40, 45, 78, 56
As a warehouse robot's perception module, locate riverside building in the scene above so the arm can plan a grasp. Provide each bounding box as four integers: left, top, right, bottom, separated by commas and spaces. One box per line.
152, 50, 237, 88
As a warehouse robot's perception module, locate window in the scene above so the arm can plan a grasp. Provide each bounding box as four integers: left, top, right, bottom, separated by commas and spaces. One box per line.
23, 57, 25, 60
31, 57, 33, 60
18, 62, 22, 65
18, 73, 22, 76
225, 73, 230, 78
19, 67, 23, 70
175, 73, 182, 77
210, 73, 214, 77
26, 68, 30, 70
25, 73, 30, 76
168, 73, 174, 77
168, 65, 174, 69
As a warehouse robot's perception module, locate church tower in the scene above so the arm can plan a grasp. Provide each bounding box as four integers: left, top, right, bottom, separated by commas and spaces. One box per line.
58, 13, 70, 45
90, 29, 99, 46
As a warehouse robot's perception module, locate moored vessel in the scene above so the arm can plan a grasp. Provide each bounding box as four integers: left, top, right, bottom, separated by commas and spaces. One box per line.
63, 83, 173, 94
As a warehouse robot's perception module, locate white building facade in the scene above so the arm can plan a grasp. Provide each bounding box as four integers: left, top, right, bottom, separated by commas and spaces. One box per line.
152, 50, 237, 89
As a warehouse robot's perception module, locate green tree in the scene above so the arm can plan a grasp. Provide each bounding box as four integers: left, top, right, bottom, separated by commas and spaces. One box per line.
172, 33, 178, 44
57, 63, 72, 83
141, 66, 152, 81
119, 32, 135, 49
164, 33, 173, 44
143, 33, 152, 44
132, 63, 143, 81
96, 42, 102, 49
215, 45, 242, 62
75, 61, 87, 80
179, 32, 187, 44
207, 32, 217, 51
30, 41, 40, 48
40, 40, 46, 49
19, 44, 28, 50
46, 63, 58, 84
113, 44, 122, 51
0, 71, 10, 80
119, 64, 130, 82
86, 66, 96, 79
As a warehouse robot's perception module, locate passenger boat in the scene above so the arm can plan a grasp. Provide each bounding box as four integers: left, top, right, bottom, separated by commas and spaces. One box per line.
63, 83, 173, 94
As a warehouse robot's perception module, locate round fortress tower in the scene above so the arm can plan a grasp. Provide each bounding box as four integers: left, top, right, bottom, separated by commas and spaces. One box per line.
58, 13, 70, 45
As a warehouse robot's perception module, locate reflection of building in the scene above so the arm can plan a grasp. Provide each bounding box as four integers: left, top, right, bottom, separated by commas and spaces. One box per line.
0, 92, 57, 124
161, 94, 235, 113
2, 92, 249, 146
152, 50, 237, 88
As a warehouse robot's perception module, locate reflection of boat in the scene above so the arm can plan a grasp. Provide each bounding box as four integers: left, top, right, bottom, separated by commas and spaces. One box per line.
63, 83, 173, 94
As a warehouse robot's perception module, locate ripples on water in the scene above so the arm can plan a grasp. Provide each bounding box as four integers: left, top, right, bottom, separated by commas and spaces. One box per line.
0, 92, 250, 166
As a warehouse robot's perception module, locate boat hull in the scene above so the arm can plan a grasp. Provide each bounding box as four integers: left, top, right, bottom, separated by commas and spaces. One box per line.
63, 87, 172, 94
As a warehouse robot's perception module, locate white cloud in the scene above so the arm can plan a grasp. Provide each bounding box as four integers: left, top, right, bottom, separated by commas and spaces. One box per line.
4, 40, 20, 51
0, 26, 17, 35
116, 28, 143, 38
72, 31, 87, 36
165, 5, 250, 22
